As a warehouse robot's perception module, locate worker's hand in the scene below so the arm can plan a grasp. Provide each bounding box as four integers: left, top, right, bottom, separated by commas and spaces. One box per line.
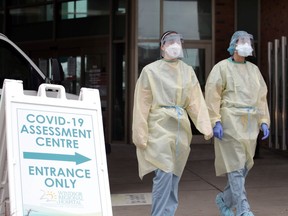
261, 123, 270, 140
213, 121, 223, 140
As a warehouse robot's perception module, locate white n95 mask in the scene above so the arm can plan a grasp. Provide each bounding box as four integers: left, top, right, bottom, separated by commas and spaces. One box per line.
165, 43, 183, 59
235, 43, 253, 57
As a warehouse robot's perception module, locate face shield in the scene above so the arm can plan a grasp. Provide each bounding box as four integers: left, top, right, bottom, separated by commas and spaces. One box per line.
160, 33, 185, 59
235, 35, 254, 57
237, 35, 252, 45
160, 33, 183, 46
227, 31, 255, 57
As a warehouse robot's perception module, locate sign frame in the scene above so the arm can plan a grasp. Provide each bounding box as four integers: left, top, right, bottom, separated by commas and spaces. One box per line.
1, 80, 113, 216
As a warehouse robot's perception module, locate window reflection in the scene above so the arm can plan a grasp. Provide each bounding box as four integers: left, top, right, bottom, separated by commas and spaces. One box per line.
60, 0, 109, 20
116, 0, 126, 15
138, 43, 160, 74
113, 0, 126, 40
163, 0, 211, 40
59, 56, 81, 94
182, 48, 206, 90
9, 5, 53, 24
61, 0, 88, 19
138, 0, 160, 39
138, 0, 212, 40
138, 0, 212, 81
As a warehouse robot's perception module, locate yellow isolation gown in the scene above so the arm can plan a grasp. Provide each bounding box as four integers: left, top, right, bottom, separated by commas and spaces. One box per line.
132, 59, 213, 179
205, 58, 270, 176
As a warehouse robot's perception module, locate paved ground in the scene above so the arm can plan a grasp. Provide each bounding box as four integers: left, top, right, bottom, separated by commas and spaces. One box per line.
107, 143, 288, 216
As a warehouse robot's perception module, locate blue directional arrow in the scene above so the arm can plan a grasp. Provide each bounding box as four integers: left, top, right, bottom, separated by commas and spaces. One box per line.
23, 152, 91, 165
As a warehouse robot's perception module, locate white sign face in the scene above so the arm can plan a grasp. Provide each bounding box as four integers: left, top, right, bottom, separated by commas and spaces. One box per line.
10, 101, 108, 216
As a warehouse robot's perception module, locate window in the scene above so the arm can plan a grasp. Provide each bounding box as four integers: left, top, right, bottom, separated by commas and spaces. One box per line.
0, 39, 44, 90
60, 0, 109, 20
237, 0, 258, 40
138, 0, 160, 39
163, 0, 212, 40
138, 42, 159, 72
61, 1, 88, 19
138, 0, 212, 75
9, 4, 53, 25
57, 0, 110, 37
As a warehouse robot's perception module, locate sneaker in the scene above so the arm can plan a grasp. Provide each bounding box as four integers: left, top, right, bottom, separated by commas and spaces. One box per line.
215, 193, 234, 216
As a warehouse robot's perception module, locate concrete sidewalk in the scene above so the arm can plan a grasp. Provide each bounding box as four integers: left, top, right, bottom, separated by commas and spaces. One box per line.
107, 143, 288, 216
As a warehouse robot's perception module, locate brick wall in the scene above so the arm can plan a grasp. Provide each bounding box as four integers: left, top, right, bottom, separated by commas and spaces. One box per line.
214, 0, 288, 82
214, 0, 235, 64
260, 0, 288, 79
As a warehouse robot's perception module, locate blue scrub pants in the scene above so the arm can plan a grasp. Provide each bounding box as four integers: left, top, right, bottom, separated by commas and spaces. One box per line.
222, 167, 251, 216
151, 169, 180, 216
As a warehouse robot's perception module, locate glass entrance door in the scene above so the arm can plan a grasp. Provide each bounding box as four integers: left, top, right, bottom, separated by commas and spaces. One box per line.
29, 46, 109, 145
182, 43, 212, 144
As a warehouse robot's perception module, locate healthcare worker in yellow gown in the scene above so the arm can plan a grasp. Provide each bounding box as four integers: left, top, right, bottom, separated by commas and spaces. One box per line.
205, 31, 270, 216
132, 31, 213, 216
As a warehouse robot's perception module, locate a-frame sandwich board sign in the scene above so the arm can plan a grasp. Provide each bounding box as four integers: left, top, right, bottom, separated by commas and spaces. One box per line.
0, 79, 113, 216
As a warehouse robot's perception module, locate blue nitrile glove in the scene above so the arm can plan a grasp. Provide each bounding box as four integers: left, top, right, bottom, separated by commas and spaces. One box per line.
261, 123, 270, 140
213, 121, 223, 140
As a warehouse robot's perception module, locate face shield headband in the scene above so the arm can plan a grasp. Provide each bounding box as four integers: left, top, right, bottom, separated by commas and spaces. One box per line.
160, 33, 184, 46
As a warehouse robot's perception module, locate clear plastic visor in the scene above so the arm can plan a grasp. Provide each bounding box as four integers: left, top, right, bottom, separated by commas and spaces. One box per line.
161, 34, 183, 46
237, 36, 253, 45
236, 35, 255, 56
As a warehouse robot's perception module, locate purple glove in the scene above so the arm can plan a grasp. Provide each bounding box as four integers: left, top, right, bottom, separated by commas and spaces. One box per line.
213, 121, 223, 140
261, 123, 269, 140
